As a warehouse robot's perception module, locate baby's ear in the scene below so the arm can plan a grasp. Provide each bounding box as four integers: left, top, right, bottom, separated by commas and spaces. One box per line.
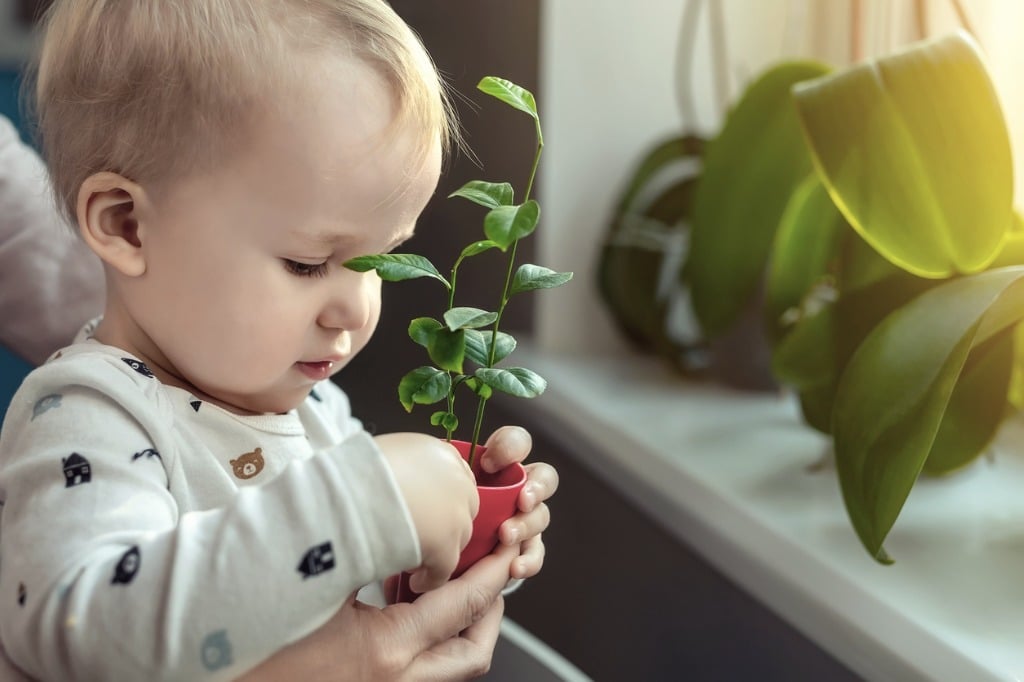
77, 172, 150, 277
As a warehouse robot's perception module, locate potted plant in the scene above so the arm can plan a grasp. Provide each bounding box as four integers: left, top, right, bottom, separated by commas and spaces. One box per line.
782, 30, 1023, 563
601, 17, 1022, 563
345, 76, 572, 599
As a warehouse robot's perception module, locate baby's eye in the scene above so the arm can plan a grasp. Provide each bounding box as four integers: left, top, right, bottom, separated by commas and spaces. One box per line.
283, 259, 329, 278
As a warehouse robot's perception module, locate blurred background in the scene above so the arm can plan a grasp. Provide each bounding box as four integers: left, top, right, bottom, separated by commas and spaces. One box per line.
3, 1, 1023, 679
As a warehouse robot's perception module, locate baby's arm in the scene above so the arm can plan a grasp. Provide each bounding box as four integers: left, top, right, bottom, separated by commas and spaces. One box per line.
0, 361, 421, 681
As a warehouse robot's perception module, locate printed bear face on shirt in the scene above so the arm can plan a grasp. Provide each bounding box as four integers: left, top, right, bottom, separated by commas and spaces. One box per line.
230, 447, 264, 480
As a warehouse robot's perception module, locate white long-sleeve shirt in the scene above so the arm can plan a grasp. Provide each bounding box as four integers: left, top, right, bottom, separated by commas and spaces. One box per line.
0, 115, 104, 364
0, 335, 420, 681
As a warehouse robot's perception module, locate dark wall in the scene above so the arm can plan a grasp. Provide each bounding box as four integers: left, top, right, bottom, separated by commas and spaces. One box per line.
338, 1, 541, 438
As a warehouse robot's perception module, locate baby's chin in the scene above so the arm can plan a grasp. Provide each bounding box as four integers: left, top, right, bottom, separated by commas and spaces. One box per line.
199, 386, 311, 417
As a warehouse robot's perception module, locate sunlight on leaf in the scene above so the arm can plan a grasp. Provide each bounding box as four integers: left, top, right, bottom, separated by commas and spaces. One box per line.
793, 31, 1013, 278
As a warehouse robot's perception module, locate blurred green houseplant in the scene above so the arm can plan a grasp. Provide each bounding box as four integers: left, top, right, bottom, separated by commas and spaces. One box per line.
601, 30, 1024, 563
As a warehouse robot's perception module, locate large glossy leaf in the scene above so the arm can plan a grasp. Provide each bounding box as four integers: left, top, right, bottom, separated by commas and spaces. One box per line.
774, 227, 938, 435
920, 330, 1013, 475
686, 60, 831, 337
766, 175, 846, 341
771, 303, 836, 392
793, 31, 1013, 278
833, 266, 1024, 562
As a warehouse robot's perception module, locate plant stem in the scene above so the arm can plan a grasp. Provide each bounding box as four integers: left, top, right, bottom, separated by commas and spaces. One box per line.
468, 131, 544, 465
442, 256, 465, 442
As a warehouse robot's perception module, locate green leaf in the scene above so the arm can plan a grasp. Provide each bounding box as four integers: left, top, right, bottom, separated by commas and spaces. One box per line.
484, 201, 540, 250
449, 181, 514, 209
443, 307, 498, 331
793, 31, 1013, 278
344, 254, 450, 289
832, 265, 1024, 562
921, 329, 1013, 475
430, 411, 459, 432
460, 240, 500, 259
398, 367, 451, 412
478, 77, 538, 120
510, 264, 574, 295
686, 60, 832, 337
465, 330, 517, 366
771, 304, 836, 392
408, 317, 443, 348
474, 367, 547, 398
464, 377, 494, 399
427, 328, 465, 373
765, 176, 846, 340
409, 318, 466, 371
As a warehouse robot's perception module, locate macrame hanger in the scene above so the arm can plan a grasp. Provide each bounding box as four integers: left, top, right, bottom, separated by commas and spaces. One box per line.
673, 0, 730, 133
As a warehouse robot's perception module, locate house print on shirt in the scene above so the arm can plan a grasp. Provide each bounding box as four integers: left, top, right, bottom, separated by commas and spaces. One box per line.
62, 453, 91, 487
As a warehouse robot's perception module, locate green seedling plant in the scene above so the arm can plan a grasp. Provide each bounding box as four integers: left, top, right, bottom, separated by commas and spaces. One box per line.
345, 77, 572, 468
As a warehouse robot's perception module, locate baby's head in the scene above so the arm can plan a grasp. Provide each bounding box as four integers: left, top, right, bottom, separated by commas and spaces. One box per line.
34, 0, 455, 224
31, 0, 454, 414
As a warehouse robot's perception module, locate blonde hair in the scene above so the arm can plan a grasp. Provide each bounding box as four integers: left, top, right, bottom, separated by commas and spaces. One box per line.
31, 0, 457, 223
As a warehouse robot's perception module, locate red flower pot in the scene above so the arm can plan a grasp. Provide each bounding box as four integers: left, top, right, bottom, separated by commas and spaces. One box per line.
390, 439, 527, 603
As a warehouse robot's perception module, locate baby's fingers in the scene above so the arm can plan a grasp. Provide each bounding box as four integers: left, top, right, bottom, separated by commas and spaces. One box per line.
500, 501, 550, 546
520, 462, 559, 511
408, 547, 460, 594
510, 535, 546, 579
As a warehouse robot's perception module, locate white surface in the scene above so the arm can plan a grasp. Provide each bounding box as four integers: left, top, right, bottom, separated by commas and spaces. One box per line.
511, 345, 1024, 682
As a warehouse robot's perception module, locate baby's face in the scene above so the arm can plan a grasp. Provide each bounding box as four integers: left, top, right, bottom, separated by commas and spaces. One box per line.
121, 56, 441, 414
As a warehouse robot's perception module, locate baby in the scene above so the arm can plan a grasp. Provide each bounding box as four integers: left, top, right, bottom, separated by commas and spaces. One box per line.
0, 1, 552, 679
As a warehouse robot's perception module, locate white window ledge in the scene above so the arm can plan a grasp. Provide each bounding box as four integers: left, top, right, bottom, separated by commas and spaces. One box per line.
509, 344, 1024, 682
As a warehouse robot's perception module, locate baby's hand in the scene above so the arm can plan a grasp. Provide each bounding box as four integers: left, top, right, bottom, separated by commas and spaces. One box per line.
375, 433, 478, 592
479, 426, 559, 580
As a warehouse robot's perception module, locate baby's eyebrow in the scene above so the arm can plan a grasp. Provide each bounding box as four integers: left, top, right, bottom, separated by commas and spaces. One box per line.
288, 229, 355, 247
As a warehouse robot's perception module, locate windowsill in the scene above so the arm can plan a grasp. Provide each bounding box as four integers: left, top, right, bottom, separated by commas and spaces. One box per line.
508, 344, 1024, 681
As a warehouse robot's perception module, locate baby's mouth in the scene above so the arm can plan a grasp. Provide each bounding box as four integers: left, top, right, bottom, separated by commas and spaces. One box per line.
296, 360, 336, 380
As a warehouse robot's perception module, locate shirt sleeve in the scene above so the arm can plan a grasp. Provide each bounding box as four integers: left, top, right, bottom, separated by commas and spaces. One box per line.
0, 356, 420, 681
0, 115, 104, 364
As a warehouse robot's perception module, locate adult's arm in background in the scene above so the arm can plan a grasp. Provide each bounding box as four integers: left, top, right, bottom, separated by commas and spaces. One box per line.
0, 114, 104, 363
